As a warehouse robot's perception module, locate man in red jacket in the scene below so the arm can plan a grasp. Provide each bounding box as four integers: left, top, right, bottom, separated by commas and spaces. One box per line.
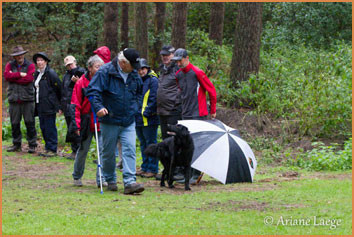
172, 48, 217, 183
4, 45, 37, 153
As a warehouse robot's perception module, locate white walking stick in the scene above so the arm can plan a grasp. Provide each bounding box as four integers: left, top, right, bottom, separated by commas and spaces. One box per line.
91, 101, 104, 194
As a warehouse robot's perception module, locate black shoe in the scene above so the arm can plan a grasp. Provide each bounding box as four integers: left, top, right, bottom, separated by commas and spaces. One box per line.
173, 173, 184, 181
28, 146, 36, 154
124, 183, 144, 195
66, 152, 76, 160
155, 173, 162, 181
107, 183, 118, 191
7, 145, 21, 152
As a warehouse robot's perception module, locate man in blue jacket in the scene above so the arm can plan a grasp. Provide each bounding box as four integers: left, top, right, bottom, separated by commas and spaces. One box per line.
86, 48, 145, 194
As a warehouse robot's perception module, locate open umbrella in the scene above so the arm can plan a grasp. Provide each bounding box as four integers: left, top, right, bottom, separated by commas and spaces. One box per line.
178, 119, 257, 184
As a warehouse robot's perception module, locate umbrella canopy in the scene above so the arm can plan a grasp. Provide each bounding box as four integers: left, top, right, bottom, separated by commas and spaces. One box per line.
178, 119, 257, 184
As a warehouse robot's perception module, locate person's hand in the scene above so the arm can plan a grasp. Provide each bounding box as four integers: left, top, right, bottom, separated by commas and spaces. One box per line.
71, 75, 79, 83
210, 113, 216, 119
20, 72, 27, 77
97, 108, 108, 117
75, 130, 80, 136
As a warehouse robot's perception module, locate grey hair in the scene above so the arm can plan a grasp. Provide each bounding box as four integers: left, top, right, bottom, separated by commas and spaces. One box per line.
118, 51, 129, 64
87, 55, 104, 68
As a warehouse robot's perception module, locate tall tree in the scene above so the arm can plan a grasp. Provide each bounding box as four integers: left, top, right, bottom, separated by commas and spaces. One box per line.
120, 2, 129, 50
135, 3, 148, 59
230, 3, 262, 85
152, 2, 166, 71
103, 2, 119, 58
171, 2, 188, 49
209, 2, 225, 45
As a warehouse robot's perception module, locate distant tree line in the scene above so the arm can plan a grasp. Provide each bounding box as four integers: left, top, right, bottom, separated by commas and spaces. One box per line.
3, 2, 351, 85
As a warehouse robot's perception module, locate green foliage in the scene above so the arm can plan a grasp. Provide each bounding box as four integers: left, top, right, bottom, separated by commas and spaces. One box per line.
234, 42, 352, 137
262, 2, 352, 49
289, 138, 352, 171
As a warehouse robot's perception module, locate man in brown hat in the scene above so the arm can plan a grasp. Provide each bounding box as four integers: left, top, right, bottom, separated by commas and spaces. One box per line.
4, 45, 37, 153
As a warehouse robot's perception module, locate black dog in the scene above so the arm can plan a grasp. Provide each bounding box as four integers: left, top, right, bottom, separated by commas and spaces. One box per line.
144, 124, 194, 190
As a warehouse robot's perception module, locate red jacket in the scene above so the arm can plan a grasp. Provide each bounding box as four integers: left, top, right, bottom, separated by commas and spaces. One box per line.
94, 46, 111, 63
4, 60, 35, 84
71, 72, 100, 132
176, 62, 217, 118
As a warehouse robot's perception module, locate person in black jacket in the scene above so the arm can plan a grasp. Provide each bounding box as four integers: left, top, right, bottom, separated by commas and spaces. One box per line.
33, 52, 62, 157
135, 58, 160, 178
61, 55, 85, 160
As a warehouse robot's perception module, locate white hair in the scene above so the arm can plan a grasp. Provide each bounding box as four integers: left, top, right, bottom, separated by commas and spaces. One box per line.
87, 55, 104, 68
118, 51, 130, 64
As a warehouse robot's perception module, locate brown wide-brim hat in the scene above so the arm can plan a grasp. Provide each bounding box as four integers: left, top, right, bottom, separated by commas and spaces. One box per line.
10, 45, 28, 56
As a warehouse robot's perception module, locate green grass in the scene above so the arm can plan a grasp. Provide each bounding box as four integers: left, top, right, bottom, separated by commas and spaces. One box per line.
2, 142, 352, 235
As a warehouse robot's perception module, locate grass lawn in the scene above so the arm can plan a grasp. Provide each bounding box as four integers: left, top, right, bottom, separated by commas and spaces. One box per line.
2, 141, 352, 235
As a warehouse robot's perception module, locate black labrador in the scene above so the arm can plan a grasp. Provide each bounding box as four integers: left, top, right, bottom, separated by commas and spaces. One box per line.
144, 124, 194, 191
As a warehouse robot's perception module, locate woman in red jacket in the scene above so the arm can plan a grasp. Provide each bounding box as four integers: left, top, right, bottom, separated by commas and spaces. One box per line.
70, 55, 104, 187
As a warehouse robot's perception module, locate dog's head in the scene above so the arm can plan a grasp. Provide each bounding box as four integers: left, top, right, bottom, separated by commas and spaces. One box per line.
166, 124, 190, 137
144, 143, 170, 161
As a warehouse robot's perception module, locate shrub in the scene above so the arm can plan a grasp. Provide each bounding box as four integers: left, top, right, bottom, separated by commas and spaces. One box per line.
289, 138, 352, 171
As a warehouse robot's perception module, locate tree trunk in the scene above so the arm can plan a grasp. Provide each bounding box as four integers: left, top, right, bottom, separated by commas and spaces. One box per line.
135, 3, 148, 59
209, 2, 225, 45
230, 3, 262, 85
103, 2, 119, 58
152, 2, 166, 71
171, 3, 188, 49
120, 2, 129, 51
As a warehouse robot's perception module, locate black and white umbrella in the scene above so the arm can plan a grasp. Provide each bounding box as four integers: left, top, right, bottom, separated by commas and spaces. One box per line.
178, 119, 257, 184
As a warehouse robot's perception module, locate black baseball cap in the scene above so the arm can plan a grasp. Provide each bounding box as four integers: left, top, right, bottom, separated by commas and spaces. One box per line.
172, 48, 188, 61
123, 48, 140, 70
160, 45, 175, 55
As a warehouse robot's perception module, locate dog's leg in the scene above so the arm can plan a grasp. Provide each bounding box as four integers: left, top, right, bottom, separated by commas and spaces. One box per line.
160, 168, 166, 187
184, 165, 191, 191
168, 157, 176, 189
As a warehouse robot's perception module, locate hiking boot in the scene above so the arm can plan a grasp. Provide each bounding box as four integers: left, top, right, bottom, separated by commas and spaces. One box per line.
73, 179, 83, 187
40, 150, 57, 157
155, 173, 162, 181
136, 169, 146, 176
97, 181, 108, 188
7, 145, 21, 152
107, 183, 118, 191
28, 146, 36, 154
67, 152, 76, 160
124, 183, 144, 195
142, 172, 157, 178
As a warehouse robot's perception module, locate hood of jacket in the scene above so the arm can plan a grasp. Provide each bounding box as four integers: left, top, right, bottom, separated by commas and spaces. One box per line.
94, 46, 111, 63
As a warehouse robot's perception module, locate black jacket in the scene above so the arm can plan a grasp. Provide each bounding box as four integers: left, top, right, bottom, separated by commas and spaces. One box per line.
156, 62, 181, 116
33, 65, 62, 116
61, 66, 85, 116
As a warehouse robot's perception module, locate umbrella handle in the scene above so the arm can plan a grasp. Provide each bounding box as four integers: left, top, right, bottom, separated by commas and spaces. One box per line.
196, 172, 204, 184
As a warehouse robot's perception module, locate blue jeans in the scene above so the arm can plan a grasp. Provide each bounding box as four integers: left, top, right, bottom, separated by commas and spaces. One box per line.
100, 122, 137, 186
136, 125, 158, 173
39, 114, 57, 152
72, 130, 104, 185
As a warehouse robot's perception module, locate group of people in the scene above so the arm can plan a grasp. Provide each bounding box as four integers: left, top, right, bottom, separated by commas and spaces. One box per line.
4, 44, 217, 195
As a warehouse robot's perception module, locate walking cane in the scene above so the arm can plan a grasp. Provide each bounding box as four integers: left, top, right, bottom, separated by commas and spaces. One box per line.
90, 97, 104, 194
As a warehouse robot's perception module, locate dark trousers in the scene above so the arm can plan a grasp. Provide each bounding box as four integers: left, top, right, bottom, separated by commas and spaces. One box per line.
158, 114, 181, 140
9, 102, 37, 147
65, 116, 79, 153
136, 125, 159, 173
39, 114, 58, 152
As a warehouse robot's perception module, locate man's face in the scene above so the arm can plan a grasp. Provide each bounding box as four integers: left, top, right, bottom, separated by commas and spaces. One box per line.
175, 56, 189, 69
120, 60, 133, 73
66, 62, 77, 71
161, 54, 173, 66
13, 54, 25, 65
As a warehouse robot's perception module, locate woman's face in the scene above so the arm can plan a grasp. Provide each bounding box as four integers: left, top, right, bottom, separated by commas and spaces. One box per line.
36, 57, 47, 70
138, 67, 148, 77
88, 61, 104, 76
